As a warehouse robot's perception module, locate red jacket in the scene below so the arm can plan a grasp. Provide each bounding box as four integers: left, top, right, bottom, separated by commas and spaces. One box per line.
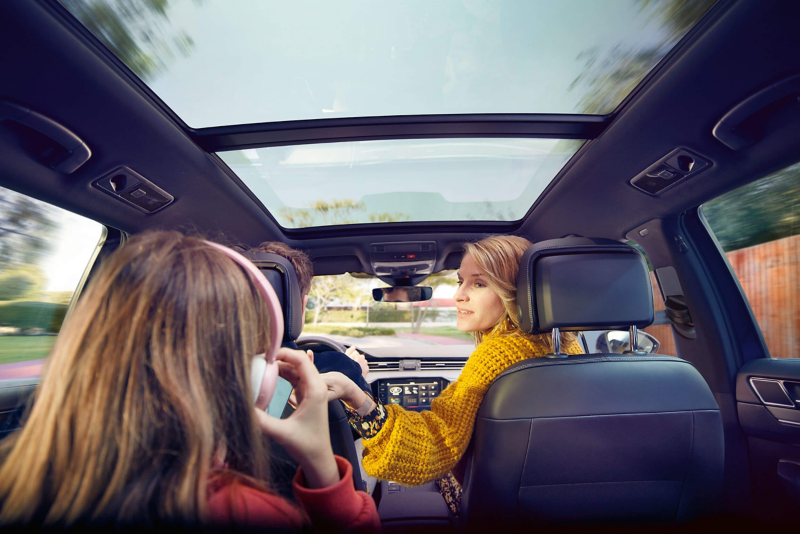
207, 455, 381, 532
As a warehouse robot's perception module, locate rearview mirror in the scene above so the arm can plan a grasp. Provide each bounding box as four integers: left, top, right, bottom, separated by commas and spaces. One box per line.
372, 287, 433, 303
595, 330, 660, 354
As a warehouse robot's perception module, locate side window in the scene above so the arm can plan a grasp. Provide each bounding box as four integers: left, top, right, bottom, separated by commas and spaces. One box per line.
0, 186, 105, 377
703, 162, 800, 359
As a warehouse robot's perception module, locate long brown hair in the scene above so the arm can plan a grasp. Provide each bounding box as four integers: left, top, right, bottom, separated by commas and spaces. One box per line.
0, 231, 273, 527
463, 235, 577, 348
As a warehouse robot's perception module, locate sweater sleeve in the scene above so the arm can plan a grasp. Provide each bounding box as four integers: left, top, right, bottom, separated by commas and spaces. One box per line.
360, 335, 580, 486
293, 455, 381, 534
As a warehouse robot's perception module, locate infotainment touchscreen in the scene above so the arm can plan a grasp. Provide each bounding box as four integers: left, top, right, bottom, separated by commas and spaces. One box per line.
376, 378, 448, 411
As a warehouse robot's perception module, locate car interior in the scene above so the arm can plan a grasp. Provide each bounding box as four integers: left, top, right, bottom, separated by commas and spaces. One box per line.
1, 0, 800, 529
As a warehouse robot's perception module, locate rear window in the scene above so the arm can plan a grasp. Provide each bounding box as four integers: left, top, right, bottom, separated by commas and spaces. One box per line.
0, 186, 104, 378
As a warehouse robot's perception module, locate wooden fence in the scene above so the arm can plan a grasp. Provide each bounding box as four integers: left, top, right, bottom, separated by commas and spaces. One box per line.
727, 234, 800, 359
645, 272, 677, 356
645, 234, 800, 358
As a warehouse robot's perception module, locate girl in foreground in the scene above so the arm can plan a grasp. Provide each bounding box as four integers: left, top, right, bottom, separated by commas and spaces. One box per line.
324, 235, 583, 516
0, 231, 379, 531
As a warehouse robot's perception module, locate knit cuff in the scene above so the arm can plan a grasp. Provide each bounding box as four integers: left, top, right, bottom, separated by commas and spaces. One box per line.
345, 392, 387, 440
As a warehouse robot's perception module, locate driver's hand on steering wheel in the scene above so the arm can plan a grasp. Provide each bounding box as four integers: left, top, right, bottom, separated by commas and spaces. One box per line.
345, 345, 368, 378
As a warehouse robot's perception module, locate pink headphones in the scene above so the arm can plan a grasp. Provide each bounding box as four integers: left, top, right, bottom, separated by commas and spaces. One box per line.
204, 241, 284, 411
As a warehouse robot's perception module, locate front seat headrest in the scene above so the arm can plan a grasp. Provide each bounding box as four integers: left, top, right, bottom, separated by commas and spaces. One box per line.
244, 252, 304, 342
517, 237, 653, 335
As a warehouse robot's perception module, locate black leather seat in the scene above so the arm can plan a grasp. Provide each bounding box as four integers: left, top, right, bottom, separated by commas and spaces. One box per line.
460, 237, 724, 529
244, 251, 364, 492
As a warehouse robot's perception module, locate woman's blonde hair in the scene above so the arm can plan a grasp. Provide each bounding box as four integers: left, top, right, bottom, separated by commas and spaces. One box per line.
463, 235, 576, 348
0, 231, 273, 528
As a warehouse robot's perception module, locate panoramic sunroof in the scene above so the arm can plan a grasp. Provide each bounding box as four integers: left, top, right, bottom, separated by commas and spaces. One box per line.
62, 0, 715, 128
218, 138, 582, 228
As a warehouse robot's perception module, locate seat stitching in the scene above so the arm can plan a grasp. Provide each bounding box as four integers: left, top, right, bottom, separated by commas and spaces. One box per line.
676, 410, 696, 521
517, 420, 534, 516
520, 480, 682, 489
478, 409, 718, 422
496, 355, 692, 380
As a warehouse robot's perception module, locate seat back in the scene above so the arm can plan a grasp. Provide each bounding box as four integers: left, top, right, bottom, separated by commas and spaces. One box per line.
244, 250, 364, 491
460, 237, 723, 529
244, 251, 304, 343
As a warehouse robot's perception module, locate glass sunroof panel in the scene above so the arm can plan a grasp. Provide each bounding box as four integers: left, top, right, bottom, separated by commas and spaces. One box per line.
62, 0, 715, 127
218, 138, 582, 228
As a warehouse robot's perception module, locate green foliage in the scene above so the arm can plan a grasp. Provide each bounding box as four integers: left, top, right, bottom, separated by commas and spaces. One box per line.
0, 301, 68, 332
571, 0, 717, 114
0, 268, 45, 301
302, 325, 396, 338
703, 163, 800, 251
0, 188, 57, 272
279, 198, 410, 228
62, 0, 196, 81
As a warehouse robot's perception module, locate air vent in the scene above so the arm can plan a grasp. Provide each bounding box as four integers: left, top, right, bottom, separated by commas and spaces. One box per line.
421, 361, 467, 371
368, 360, 467, 371
368, 361, 400, 371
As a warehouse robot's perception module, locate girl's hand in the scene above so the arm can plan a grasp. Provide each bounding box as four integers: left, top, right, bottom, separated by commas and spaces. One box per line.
345, 345, 369, 378
254, 347, 339, 489
321, 371, 368, 409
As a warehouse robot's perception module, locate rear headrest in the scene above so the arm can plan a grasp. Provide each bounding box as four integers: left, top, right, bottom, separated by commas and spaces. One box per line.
244, 252, 304, 342
517, 237, 653, 334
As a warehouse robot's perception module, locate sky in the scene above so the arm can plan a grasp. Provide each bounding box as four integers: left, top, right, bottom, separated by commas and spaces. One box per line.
145, 0, 666, 127
39, 211, 104, 292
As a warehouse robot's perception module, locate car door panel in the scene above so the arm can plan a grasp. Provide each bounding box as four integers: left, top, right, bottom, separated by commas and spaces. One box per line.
0, 378, 38, 440
737, 359, 800, 522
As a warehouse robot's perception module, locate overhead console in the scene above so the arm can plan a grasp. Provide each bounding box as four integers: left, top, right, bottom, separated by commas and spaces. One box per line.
630, 147, 711, 195
370, 241, 437, 286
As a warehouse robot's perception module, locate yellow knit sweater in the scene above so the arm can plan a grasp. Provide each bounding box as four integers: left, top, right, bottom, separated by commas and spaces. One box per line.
361, 332, 583, 486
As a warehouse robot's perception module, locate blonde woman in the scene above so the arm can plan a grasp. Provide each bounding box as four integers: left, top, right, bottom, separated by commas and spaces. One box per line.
0, 231, 379, 531
323, 235, 583, 517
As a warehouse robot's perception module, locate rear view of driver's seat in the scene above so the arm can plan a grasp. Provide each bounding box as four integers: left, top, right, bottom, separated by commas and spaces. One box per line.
460, 237, 724, 530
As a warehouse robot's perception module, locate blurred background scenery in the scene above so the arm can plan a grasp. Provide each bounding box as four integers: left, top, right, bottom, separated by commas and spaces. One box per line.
2, 0, 798, 369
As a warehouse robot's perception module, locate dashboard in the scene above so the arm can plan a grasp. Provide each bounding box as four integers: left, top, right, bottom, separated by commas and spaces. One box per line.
362, 345, 472, 411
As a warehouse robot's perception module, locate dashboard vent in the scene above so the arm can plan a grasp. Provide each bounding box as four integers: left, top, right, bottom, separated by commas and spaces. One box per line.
369, 361, 400, 371
421, 361, 466, 371
368, 360, 467, 372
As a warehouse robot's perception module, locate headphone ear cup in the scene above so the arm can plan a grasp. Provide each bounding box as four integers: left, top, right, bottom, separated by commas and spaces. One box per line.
251, 354, 279, 411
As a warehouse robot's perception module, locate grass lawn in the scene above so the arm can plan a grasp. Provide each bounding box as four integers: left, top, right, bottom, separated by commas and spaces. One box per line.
302, 325, 396, 337
0, 336, 55, 365
393, 325, 473, 342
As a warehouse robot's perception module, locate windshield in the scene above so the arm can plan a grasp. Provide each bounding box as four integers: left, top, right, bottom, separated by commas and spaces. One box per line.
301, 272, 472, 349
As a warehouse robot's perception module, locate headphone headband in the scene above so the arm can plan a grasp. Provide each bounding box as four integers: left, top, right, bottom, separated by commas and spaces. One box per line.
204, 241, 283, 410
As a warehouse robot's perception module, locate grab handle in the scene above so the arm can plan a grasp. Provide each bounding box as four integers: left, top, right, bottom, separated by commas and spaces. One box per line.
0, 100, 91, 174
712, 73, 800, 150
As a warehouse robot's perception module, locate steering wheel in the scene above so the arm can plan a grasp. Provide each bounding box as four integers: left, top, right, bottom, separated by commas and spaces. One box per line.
295, 336, 364, 491
296, 335, 348, 353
